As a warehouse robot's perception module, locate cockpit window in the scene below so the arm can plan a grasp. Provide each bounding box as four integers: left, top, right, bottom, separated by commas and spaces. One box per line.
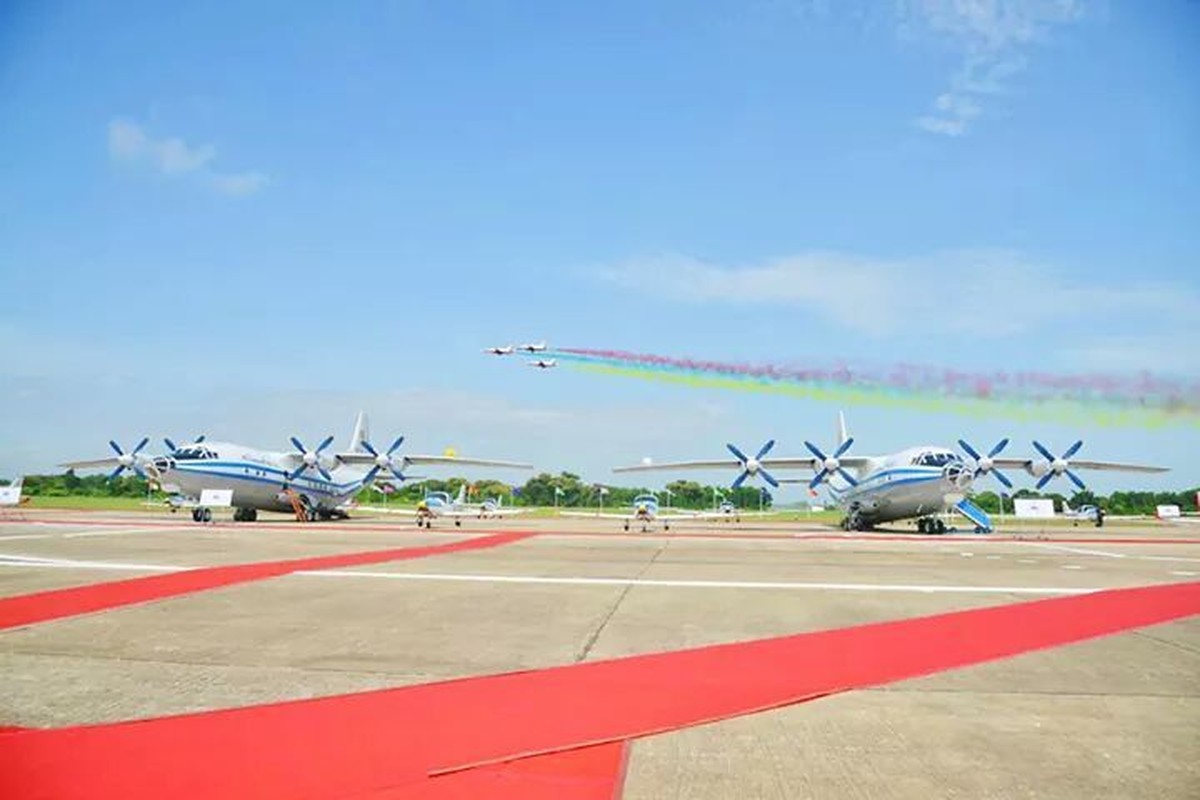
174, 447, 216, 461
915, 452, 958, 467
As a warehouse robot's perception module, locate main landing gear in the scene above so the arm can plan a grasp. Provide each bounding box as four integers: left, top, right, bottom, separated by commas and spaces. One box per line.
233, 508, 258, 523
191, 507, 213, 523
840, 511, 872, 532
917, 517, 947, 535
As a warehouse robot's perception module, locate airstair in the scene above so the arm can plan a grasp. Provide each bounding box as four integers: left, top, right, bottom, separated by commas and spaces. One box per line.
953, 498, 993, 532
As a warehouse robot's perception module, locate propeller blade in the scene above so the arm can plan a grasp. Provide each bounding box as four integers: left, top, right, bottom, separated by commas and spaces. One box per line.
363, 466, 381, 485
359, 440, 379, 457
1066, 469, 1086, 490
987, 438, 1010, 459
318, 465, 333, 482
1063, 440, 1084, 460
808, 470, 829, 490
109, 440, 124, 456
290, 437, 308, 454
387, 436, 405, 455
755, 439, 776, 460
1036, 472, 1054, 490
836, 467, 859, 486
731, 470, 750, 489
803, 441, 826, 461
108, 465, 126, 481
957, 439, 981, 461
316, 435, 335, 453
726, 443, 749, 463
131, 437, 150, 455
163, 438, 177, 453
833, 437, 854, 458
288, 465, 306, 481
993, 470, 1013, 489
759, 468, 780, 488
1032, 440, 1055, 462
132, 465, 147, 479
194, 435, 206, 444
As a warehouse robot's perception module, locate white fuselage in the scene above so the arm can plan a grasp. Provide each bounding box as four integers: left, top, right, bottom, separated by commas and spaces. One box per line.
831, 446, 971, 524
151, 442, 368, 513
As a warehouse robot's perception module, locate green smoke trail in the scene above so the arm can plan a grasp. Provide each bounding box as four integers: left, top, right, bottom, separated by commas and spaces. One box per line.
569, 363, 1196, 430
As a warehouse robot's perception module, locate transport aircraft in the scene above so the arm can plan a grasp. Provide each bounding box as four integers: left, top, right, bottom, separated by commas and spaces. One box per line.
527, 358, 558, 369
613, 414, 1166, 533
561, 493, 729, 532
375, 484, 527, 528
61, 413, 532, 523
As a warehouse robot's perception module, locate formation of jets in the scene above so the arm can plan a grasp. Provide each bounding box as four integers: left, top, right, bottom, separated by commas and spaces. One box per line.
485, 341, 557, 368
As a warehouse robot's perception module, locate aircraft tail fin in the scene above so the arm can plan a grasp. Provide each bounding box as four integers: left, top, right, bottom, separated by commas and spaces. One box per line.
12, 476, 22, 489
837, 411, 849, 448
350, 411, 370, 453
455, 483, 467, 506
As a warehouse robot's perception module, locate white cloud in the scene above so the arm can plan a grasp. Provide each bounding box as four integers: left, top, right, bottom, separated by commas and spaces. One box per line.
899, 0, 1085, 135
107, 119, 267, 195
597, 250, 1200, 341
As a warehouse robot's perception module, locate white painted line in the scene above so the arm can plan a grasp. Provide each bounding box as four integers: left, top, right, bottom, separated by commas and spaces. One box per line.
0, 554, 182, 572
0, 534, 54, 542
1062, 565, 1084, 571
1169, 571, 1197, 577
298, 570, 1098, 596
1024, 543, 1126, 559
62, 527, 166, 539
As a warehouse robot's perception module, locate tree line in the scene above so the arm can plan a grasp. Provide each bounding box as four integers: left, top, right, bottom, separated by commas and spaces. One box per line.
4, 471, 1196, 515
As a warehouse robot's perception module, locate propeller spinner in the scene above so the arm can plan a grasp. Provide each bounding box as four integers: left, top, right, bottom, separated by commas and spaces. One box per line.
107, 438, 152, 480
1032, 440, 1086, 490
958, 438, 1013, 489
803, 438, 858, 490
727, 440, 778, 489
288, 435, 336, 482
360, 436, 408, 485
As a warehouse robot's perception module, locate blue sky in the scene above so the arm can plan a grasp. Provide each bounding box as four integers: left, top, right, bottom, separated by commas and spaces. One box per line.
1, 0, 1197, 492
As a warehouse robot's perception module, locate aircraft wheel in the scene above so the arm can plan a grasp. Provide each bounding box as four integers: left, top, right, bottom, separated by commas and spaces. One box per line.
454, 519, 462, 527
247, 508, 257, 522
192, 508, 202, 523
425, 520, 432, 529
623, 523, 629, 532
664, 523, 670, 531
935, 519, 946, 534
201, 508, 213, 523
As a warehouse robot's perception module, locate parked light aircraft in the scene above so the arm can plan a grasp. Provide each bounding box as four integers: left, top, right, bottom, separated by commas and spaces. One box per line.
1062, 502, 1105, 527
561, 493, 729, 532
61, 413, 532, 523
613, 413, 1167, 533
519, 341, 548, 353
0, 477, 26, 509
373, 484, 527, 528
484, 345, 515, 356
528, 358, 558, 369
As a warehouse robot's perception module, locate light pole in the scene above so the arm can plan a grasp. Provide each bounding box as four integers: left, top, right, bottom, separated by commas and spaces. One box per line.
597, 485, 609, 514
663, 487, 674, 509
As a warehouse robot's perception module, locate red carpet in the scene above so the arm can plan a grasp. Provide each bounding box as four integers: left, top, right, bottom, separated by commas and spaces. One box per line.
0, 532, 531, 630
2, 580, 1196, 799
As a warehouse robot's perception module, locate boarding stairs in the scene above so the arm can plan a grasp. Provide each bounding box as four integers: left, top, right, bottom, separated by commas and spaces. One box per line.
953, 498, 993, 533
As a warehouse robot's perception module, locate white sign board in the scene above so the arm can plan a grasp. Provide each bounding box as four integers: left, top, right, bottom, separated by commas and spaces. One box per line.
1014, 498, 1056, 519
199, 489, 234, 507
1156, 504, 1181, 520
0, 486, 22, 506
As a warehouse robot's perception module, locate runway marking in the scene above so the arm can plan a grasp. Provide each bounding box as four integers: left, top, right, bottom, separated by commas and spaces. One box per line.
300, 569, 1099, 596
0, 532, 532, 630
1170, 571, 1198, 577
2, 581, 1196, 799
1062, 565, 1084, 571
62, 527, 173, 539
1022, 542, 1200, 565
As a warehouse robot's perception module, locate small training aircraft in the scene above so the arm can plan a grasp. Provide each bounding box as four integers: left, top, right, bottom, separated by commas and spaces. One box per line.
484, 345, 515, 356
61, 413, 532, 523
527, 358, 558, 369
1062, 502, 1105, 527
614, 413, 1167, 534
560, 493, 728, 532
375, 484, 527, 528
518, 341, 548, 353
0, 477, 27, 509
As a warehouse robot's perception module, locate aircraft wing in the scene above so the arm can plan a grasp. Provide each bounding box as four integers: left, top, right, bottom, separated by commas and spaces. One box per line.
991, 458, 1168, 474
559, 511, 639, 520
336, 453, 533, 470
60, 457, 125, 470
613, 456, 873, 473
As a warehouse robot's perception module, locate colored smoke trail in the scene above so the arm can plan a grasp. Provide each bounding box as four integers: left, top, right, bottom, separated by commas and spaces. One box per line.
550, 348, 1200, 429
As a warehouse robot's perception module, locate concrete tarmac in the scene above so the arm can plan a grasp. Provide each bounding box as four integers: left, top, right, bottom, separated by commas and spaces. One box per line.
1, 509, 1197, 798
